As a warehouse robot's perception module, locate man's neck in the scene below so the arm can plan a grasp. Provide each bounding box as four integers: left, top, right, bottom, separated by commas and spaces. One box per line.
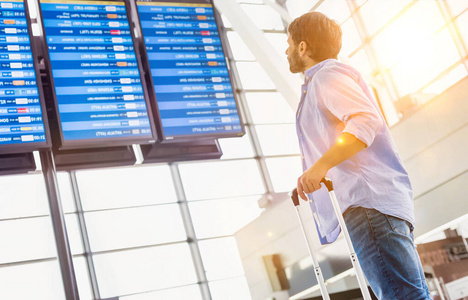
302, 59, 319, 74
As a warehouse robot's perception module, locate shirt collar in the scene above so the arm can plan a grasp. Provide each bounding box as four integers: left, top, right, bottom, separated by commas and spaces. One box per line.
303, 58, 337, 84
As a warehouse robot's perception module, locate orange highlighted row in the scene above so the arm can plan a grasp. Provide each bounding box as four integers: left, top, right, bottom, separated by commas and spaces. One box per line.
197, 16, 207, 20
208, 61, 218, 66
116, 61, 127, 67
3, 20, 15, 25
13, 80, 25, 86
107, 14, 118, 19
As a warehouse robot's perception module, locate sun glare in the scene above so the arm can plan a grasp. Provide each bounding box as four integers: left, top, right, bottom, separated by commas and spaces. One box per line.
372, 1, 460, 97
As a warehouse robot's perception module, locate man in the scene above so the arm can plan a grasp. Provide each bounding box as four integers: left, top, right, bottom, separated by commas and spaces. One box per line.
286, 12, 431, 299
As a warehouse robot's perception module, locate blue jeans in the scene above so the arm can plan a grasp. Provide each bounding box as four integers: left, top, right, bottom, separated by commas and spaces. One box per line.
343, 207, 432, 300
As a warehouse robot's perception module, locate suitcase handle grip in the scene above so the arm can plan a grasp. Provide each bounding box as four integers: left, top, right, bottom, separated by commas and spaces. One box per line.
290, 188, 300, 206
320, 177, 334, 192
290, 177, 334, 206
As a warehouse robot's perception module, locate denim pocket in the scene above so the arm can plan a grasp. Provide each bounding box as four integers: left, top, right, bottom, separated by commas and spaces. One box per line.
385, 214, 411, 236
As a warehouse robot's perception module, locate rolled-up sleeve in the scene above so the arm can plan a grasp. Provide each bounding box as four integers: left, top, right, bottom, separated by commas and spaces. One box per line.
314, 69, 383, 147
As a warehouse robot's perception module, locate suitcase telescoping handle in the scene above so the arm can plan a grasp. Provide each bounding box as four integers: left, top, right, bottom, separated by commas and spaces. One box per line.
291, 188, 330, 300
291, 177, 372, 300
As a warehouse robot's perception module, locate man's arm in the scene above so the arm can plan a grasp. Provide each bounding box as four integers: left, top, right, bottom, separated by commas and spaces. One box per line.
297, 69, 383, 200
297, 132, 366, 200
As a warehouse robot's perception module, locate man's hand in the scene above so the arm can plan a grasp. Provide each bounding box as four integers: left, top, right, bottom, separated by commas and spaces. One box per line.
297, 162, 329, 201
297, 133, 367, 201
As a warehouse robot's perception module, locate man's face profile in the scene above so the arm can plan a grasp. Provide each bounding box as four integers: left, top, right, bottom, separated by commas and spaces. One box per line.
285, 34, 306, 73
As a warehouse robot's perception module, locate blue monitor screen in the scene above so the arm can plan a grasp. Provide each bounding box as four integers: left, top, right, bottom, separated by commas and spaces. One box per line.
0, 0, 48, 150
136, 0, 244, 140
39, 0, 156, 147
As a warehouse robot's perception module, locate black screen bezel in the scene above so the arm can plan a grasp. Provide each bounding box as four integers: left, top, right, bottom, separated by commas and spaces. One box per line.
37, 0, 159, 150
132, 0, 245, 142
0, 0, 52, 155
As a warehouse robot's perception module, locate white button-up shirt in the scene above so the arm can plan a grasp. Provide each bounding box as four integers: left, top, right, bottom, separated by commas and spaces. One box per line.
297, 59, 414, 244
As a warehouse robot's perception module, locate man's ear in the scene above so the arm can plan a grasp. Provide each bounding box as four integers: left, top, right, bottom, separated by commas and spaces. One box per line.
299, 41, 307, 56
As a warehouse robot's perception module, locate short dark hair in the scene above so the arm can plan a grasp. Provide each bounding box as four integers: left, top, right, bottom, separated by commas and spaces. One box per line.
288, 12, 342, 62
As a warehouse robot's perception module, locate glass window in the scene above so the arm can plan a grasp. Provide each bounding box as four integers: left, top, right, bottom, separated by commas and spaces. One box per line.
422, 64, 468, 96
236, 62, 276, 90
245, 92, 295, 124
353, 0, 368, 9
73, 256, 94, 300
84, 204, 186, 252
26, 0, 39, 19
286, 0, 320, 19
179, 159, 265, 200
189, 196, 263, 238
264, 33, 289, 61
33, 151, 41, 170
218, 129, 256, 160
220, 14, 232, 29
456, 10, 468, 46
265, 156, 303, 192
31, 23, 41, 37
255, 124, 300, 156
372, 0, 447, 69
360, 0, 412, 36
119, 285, 202, 300
227, 31, 255, 61
405, 1, 447, 33
0, 174, 49, 219
199, 237, 245, 281
0, 261, 65, 300
0, 217, 57, 264
314, 0, 351, 24
372, 75, 400, 126
240, 4, 284, 30
340, 18, 362, 57
65, 214, 84, 255
93, 243, 197, 298
209, 276, 252, 300
390, 27, 460, 96
446, 0, 468, 17
347, 49, 373, 78
57, 172, 76, 213
76, 165, 177, 211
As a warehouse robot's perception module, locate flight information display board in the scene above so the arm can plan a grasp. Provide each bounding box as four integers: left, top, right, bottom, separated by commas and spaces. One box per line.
136, 0, 244, 140
0, 0, 50, 153
39, 0, 157, 149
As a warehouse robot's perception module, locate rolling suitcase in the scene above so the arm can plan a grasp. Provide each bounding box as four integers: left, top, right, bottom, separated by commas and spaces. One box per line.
290, 177, 372, 300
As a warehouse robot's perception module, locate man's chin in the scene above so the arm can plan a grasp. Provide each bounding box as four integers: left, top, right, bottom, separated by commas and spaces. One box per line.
289, 66, 302, 73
